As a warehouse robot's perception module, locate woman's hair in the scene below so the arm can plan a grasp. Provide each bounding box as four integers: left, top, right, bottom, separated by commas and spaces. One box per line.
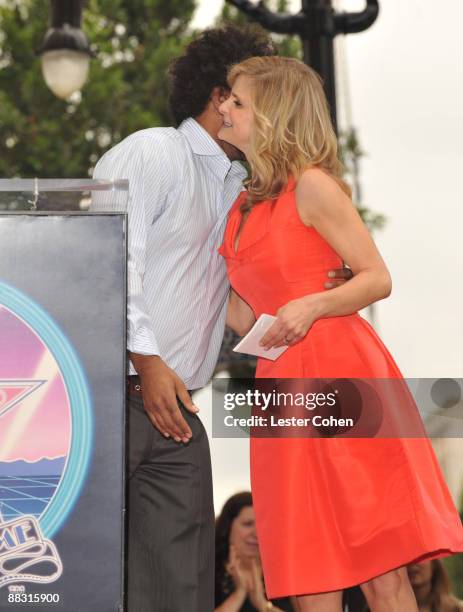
168, 24, 275, 126
425, 559, 463, 612
227, 56, 352, 211
215, 491, 253, 600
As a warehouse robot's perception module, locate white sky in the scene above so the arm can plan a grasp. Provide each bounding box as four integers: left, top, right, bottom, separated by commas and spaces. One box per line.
190, 0, 463, 512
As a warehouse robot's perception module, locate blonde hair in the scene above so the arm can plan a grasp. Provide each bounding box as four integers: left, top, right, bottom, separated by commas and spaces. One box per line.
227, 56, 352, 211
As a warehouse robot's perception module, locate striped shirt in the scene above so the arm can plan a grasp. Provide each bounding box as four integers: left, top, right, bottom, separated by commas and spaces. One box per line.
92, 118, 247, 389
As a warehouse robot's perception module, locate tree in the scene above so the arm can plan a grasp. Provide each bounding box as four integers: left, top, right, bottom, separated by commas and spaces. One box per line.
219, 0, 301, 59
0, 0, 195, 184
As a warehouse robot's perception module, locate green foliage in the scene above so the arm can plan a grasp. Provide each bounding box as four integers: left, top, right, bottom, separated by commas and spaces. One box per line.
339, 127, 386, 231
443, 501, 463, 597
218, 0, 301, 59
0, 0, 195, 179
0, 0, 384, 230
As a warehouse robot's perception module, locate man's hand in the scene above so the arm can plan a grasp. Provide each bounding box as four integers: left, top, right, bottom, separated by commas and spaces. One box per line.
129, 353, 199, 443
325, 266, 353, 289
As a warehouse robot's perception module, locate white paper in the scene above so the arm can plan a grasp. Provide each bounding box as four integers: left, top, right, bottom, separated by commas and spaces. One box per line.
233, 314, 289, 361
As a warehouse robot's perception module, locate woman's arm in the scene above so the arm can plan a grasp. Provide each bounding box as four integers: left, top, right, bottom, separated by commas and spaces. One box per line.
297, 167, 392, 314
260, 168, 392, 349
226, 288, 256, 336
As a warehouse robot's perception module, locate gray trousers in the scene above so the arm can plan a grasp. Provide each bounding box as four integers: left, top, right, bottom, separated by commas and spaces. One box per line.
126, 389, 215, 612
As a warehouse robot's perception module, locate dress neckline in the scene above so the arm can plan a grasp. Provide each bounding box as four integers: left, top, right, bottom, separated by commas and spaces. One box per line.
233, 208, 253, 255
231, 178, 296, 255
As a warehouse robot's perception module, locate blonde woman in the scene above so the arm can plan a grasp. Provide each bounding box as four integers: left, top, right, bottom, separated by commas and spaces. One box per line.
217, 56, 463, 612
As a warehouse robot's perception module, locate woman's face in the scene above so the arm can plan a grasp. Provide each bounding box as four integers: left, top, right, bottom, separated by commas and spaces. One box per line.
229, 506, 259, 559
407, 561, 434, 587
218, 75, 255, 157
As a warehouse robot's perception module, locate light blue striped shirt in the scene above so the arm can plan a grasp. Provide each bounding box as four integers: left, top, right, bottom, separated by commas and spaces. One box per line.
92, 118, 247, 389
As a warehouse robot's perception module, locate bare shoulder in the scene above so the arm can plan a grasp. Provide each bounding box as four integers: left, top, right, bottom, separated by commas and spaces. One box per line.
297, 167, 346, 201
295, 167, 351, 224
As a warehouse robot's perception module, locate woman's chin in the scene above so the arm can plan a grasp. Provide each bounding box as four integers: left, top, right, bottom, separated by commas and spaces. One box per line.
218, 129, 231, 143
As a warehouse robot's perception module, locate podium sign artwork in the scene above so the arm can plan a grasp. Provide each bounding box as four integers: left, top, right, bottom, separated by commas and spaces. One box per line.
0, 211, 126, 611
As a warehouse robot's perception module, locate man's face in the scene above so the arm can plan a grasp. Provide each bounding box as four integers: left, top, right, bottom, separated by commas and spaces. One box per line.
218, 138, 246, 162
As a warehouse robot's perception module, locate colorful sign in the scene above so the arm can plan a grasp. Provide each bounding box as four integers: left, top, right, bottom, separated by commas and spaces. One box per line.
0, 213, 125, 611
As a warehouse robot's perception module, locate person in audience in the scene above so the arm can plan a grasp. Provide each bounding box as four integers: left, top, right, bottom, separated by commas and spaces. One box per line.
407, 559, 463, 612
215, 492, 294, 612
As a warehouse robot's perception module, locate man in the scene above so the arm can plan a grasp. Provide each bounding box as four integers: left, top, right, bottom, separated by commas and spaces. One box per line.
92, 24, 351, 612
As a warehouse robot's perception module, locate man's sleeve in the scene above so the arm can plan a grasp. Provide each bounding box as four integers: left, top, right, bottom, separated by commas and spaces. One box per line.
91, 137, 165, 357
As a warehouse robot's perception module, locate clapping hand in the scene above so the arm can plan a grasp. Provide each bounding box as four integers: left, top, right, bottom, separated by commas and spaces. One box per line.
248, 558, 271, 612
227, 549, 274, 612
226, 545, 253, 595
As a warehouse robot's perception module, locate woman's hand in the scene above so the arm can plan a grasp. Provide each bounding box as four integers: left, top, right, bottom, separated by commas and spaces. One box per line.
226, 545, 253, 594
259, 294, 322, 350
248, 558, 270, 611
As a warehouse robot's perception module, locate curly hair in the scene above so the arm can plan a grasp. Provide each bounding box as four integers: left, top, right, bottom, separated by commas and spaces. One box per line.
168, 24, 275, 126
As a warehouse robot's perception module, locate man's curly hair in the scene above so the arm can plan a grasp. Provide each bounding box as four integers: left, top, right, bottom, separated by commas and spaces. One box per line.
168, 24, 276, 126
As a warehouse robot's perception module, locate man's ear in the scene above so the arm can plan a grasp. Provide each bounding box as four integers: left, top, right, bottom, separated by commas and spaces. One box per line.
211, 86, 230, 111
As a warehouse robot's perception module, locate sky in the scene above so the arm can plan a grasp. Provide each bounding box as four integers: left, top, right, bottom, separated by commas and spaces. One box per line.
190, 0, 463, 513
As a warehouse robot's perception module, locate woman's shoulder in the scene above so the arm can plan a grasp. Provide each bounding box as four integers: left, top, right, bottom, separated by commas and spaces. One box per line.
294, 167, 350, 223
296, 167, 345, 199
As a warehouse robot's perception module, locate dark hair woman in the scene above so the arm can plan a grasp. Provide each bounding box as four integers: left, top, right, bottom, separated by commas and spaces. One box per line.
408, 559, 463, 612
215, 492, 294, 612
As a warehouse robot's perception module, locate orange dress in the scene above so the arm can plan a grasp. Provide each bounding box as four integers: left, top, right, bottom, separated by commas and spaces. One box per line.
218, 183, 463, 598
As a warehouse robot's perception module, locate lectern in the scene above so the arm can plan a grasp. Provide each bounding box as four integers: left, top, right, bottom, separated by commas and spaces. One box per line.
0, 179, 127, 611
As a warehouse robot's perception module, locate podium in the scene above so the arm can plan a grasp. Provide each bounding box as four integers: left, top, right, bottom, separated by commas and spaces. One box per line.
0, 180, 127, 611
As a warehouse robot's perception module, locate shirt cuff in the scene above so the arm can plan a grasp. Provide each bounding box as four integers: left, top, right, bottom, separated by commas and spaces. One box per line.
127, 326, 161, 357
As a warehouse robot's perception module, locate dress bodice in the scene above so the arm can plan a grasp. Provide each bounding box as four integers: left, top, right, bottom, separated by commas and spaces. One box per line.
219, 181, 343, 320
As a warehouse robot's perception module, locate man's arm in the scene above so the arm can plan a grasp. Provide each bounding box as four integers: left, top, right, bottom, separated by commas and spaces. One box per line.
92, 136, 197, 443
129, 353, 198, 443
226, 288, 256, 336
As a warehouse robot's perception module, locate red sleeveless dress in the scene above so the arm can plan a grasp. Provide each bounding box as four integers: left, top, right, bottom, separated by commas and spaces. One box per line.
218, 182, 463, 597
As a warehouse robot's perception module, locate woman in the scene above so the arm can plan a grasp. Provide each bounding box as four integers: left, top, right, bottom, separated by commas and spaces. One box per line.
217, 56, 463, 611
215, 492, 294, 612
407, 560, 463, 612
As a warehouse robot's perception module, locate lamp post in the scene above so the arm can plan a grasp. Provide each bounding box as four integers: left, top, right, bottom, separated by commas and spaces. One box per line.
38, 0, 92, 100
225, 0, 379, 133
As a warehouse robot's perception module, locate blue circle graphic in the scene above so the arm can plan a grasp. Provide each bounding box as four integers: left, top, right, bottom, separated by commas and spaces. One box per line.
0, 280, 93, 538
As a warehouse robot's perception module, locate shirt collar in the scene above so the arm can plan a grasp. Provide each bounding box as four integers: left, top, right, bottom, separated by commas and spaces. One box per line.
178, 117, 248, 183
178, 117, 225, 157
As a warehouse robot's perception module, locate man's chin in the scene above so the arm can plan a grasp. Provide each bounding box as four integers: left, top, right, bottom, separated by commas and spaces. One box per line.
218, 139, 246, 162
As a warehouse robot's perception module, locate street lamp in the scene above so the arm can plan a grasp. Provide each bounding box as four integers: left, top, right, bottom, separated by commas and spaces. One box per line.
226, 0, 379, 133
38, 0, 92, 100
